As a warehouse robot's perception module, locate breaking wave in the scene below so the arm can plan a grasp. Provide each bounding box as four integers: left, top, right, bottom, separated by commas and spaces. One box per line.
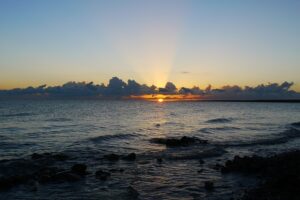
199, 126, 241, 134
0, 113, 34, 117
90, 133, 138, 143
218, 127, 300, 147
45, 118, 72, 122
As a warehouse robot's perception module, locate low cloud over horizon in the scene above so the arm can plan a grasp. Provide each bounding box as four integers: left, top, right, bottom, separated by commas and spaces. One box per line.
0, 77, 299, 100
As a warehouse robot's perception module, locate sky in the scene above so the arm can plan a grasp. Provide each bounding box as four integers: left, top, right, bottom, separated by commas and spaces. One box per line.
0, 0, 299, 91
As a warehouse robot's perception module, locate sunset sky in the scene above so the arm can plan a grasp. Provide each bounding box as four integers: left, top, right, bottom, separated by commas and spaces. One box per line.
0, 0, 299, 90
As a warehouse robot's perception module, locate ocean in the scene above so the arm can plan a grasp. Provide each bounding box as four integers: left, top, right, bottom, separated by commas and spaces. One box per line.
0, 100, 300, 199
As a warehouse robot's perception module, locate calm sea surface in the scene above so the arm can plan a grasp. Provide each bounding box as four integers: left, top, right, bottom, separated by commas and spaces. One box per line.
0, 100, 300, 199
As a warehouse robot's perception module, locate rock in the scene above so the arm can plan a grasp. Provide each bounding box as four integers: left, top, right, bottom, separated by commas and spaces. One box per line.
119, 168, 125, 173
204, 181, 214, 191
157, 158, 163, 163
213, 163, 223, 170
95, 170, 111, 181
0, 175, 30, 190
103, 154, 120, 161
122, 153, 136, 161
71, 164, 87, 176
223, 150, 300, 200
197, 169, 204, 173
150, 136, 208, 147
199, 159, 205, 164
36, 167, 65, 183
155, 123, 161, 127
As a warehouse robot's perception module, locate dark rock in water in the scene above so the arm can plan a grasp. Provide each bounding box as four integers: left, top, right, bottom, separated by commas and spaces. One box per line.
95, 170, 111, 181
36, 167, 65, 183
119, 168, 125, 173
199, 159, 205, 164
155, 123, 161, 127
204, 181, 214, 190
122, 153, 136, 161
206, 118, 232, 123
197, 169, 204, 173
71, 164, 87, 176
213, 163, 223, 170
223, 150, 300, 200
127, 186, 139, 198
150, 136, 208, 147
157, 157, 163, 163
291, 122, 300, 127
103, 153, 120, 161
0, 175, 30, 190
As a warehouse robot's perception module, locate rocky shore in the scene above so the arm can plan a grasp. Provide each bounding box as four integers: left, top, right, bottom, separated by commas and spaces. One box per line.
0, 135, 299, 199
221, 150, 300, 200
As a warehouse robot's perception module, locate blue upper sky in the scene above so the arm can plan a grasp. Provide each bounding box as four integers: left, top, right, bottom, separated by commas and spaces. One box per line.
0, 0, 299, 90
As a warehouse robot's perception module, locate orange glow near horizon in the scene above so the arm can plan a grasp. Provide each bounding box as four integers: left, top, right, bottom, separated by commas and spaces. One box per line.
129, 94, 202, 102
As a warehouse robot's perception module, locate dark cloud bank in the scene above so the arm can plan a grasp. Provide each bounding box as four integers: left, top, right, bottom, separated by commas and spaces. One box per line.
0, 77, 299, 100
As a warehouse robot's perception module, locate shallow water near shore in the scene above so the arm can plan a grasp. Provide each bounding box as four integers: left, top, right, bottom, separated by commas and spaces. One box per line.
0, 100, 300, 199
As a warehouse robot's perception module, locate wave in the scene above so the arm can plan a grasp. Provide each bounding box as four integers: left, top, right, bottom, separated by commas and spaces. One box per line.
163, 147, 227, 160
206, 118, 233, 123
199, 126, 241, 134
219, 128, 300, 147
45, 118, 72, 122
0, 127, 26, 132
0, 113, 34, 117
90, 133, 137, 143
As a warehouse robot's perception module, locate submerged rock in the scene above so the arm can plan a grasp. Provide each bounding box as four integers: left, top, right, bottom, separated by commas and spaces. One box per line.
156, 157, 163, 163
150, 136, 208, 147
204, 181, 214, 191
0, 175, 30, 190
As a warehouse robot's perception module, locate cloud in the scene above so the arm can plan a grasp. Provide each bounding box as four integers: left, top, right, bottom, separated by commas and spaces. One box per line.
0, 77, 299, 100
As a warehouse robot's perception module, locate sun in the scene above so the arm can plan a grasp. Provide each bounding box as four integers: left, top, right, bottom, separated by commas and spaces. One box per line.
158, 98, 164, 103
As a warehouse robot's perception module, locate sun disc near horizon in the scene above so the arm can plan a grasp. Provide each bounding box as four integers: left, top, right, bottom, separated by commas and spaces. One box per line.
158, 98, 164, 103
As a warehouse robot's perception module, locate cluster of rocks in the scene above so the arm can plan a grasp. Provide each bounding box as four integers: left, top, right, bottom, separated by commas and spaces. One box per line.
220, 150, 300, 200
0, 152, 138, 192
150, 136, 208, 147
0, 153, 88, 191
